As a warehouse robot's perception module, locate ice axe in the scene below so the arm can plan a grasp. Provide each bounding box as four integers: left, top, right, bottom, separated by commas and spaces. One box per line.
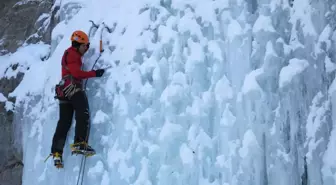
90, 21, 114, 67
84, 21, 112, 88
99, 22, 113, 52
95, 21, 112, 53
88, 20, 99, 38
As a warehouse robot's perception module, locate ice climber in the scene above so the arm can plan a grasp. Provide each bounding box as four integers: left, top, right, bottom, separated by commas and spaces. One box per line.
49, 30, 106, 168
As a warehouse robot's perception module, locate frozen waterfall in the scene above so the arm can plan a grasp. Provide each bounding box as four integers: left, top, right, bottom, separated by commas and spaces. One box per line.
0, 0, 336, 185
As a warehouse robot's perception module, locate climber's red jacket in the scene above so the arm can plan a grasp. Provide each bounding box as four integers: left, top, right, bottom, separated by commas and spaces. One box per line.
61, 47, 96, 81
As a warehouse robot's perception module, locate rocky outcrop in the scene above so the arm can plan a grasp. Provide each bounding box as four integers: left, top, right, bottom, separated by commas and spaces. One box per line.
0, 0, 54, 55
0, 0, 56, 185
0, 68, 24, 185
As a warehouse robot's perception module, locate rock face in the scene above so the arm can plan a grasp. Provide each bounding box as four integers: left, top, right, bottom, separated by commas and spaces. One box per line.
0, 0, 55, 185
0, 0, 54, 54
0, 72, 24, 185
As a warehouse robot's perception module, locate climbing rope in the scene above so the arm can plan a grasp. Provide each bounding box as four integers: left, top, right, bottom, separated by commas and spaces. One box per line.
75, 20, 112, 185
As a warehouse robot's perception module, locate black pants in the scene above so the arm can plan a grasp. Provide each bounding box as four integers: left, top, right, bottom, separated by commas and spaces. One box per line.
51, 91, 90, 154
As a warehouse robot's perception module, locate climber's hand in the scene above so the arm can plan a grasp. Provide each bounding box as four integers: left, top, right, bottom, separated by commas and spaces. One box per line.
95, 69, 105, 77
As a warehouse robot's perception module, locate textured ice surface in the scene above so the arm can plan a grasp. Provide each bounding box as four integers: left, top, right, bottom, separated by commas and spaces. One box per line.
1, 0, 335, 185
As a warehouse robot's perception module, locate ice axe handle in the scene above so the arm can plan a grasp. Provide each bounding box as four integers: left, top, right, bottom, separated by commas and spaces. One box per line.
100, 40, 104, 53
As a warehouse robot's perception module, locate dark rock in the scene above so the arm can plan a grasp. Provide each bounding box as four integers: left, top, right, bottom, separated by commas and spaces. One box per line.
0, 71, 24, 185
0, 0, 55, 185
0, 0, 53, 54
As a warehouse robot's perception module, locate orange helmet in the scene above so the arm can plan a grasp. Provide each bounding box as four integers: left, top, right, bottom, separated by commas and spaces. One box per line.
70, 30, 89, 44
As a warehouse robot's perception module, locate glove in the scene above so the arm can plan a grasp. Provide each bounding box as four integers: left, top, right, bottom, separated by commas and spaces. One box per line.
95, 69, 105, 77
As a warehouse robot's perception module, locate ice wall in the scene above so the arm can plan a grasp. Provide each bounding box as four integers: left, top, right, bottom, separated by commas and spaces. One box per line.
3, 0, 334, 185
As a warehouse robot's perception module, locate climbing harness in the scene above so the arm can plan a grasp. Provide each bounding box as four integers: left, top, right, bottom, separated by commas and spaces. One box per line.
54, 51, 82, 100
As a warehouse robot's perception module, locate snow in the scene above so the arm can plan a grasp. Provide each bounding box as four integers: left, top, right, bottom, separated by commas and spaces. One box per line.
158, 25, 177, 44
0, 93, 6, 102
305, 92, 329, 162
265, 41, 277, 57
319, 25, 332, 49
325, 56, 336, 73
93, 110, 109, 124
88, 161, 104, 179
291, 0, 317, 36
133, 158, 151, 185
37, 13, 50, 23
186, 38, 204, 66
215, 75, 233, 102
220, 104, 236, 127
239, 129, 258, 158
190, 129, 213, 153
322, 90, 336, 183
159, 120, 183, 142
160, 72, 187, 106
0, 44, 50, 79
101, 171, 110, 185
207, 40, 223, 61
279, 58, 309, 88
177, 8, 203, 38
270, 0, 284, 12
253, 15, 276, 33
5, 101, 14, 111
179, 143, 194, 165
118, 160, 135, 182
276, 38, 291, 56
242, 68, 264, 95
0, 1, 333, 185
329, 78, 336, 95
13, 0, 36, 7
194, 1, 218, 30
186, 97, 202, 116
227, 19, 243, 42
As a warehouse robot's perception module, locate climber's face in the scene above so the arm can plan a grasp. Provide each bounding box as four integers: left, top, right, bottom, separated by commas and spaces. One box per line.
78, 43, 89, 55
